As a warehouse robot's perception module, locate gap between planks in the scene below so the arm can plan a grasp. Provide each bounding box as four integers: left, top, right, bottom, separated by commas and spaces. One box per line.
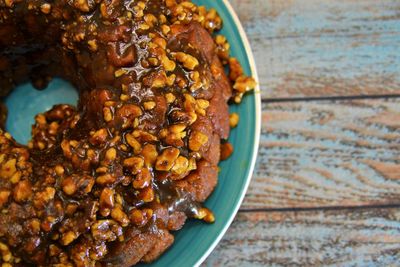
261, 94, 400, 103
239, 203, 400, 214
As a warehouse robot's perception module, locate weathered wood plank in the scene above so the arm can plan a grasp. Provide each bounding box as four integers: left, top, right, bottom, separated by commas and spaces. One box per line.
203, 208, 400, 266
241, 98, 400, 210
228, 0, 400, 99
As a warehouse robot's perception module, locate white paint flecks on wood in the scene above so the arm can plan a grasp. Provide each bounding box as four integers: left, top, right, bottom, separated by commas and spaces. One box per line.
203, 208, 400, 266
241, 98, 400, 209
228, 0, 400, 98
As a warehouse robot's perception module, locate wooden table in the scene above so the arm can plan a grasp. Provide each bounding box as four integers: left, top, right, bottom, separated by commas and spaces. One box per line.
204, 0, 400, 265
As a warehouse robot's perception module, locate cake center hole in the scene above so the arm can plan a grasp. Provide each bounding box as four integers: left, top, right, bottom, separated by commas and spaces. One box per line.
3, 78, 79, 145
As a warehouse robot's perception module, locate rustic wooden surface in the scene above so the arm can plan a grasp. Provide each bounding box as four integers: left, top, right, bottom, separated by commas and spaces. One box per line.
204, 0, 400, 265
229, 0, 400, 99
204, 208, 400, 266
244, 99, 400, 209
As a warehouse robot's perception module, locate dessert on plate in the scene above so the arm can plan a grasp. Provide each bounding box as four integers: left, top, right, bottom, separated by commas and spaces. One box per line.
0, 0, 255, 266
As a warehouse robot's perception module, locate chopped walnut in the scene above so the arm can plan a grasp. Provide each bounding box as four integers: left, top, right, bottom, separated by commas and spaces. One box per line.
229, 113, 240, 128
173, 52, 199, 70
91, 220, 122, 242
99, 187, 115, 217
111, 206, 130, 227
133, 168, 152, 189
13, 180, 32, 203
155, 147, 180, 171
188, 131, 208, 152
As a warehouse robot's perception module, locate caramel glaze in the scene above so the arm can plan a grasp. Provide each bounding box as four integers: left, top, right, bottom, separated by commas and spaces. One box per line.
0, 0, 244, 266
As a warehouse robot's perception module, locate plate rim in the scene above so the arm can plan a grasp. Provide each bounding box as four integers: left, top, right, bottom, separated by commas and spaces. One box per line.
194, 0, 262, 266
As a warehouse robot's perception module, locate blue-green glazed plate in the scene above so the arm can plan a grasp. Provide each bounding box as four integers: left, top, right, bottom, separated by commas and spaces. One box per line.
4, 0, 261, 266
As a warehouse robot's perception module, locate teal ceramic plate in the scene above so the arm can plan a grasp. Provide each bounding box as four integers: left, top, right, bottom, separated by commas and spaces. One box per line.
4, 0, 261, 266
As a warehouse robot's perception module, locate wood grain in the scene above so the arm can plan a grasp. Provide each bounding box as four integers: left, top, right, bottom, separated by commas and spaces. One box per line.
203, 208, 400, 266
202, 2, 400, 266
241, 98, 400, 210
228, 0, 400, 99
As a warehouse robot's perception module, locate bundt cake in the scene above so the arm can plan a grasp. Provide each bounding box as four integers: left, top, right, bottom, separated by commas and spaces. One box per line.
0, 0, 255, 266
